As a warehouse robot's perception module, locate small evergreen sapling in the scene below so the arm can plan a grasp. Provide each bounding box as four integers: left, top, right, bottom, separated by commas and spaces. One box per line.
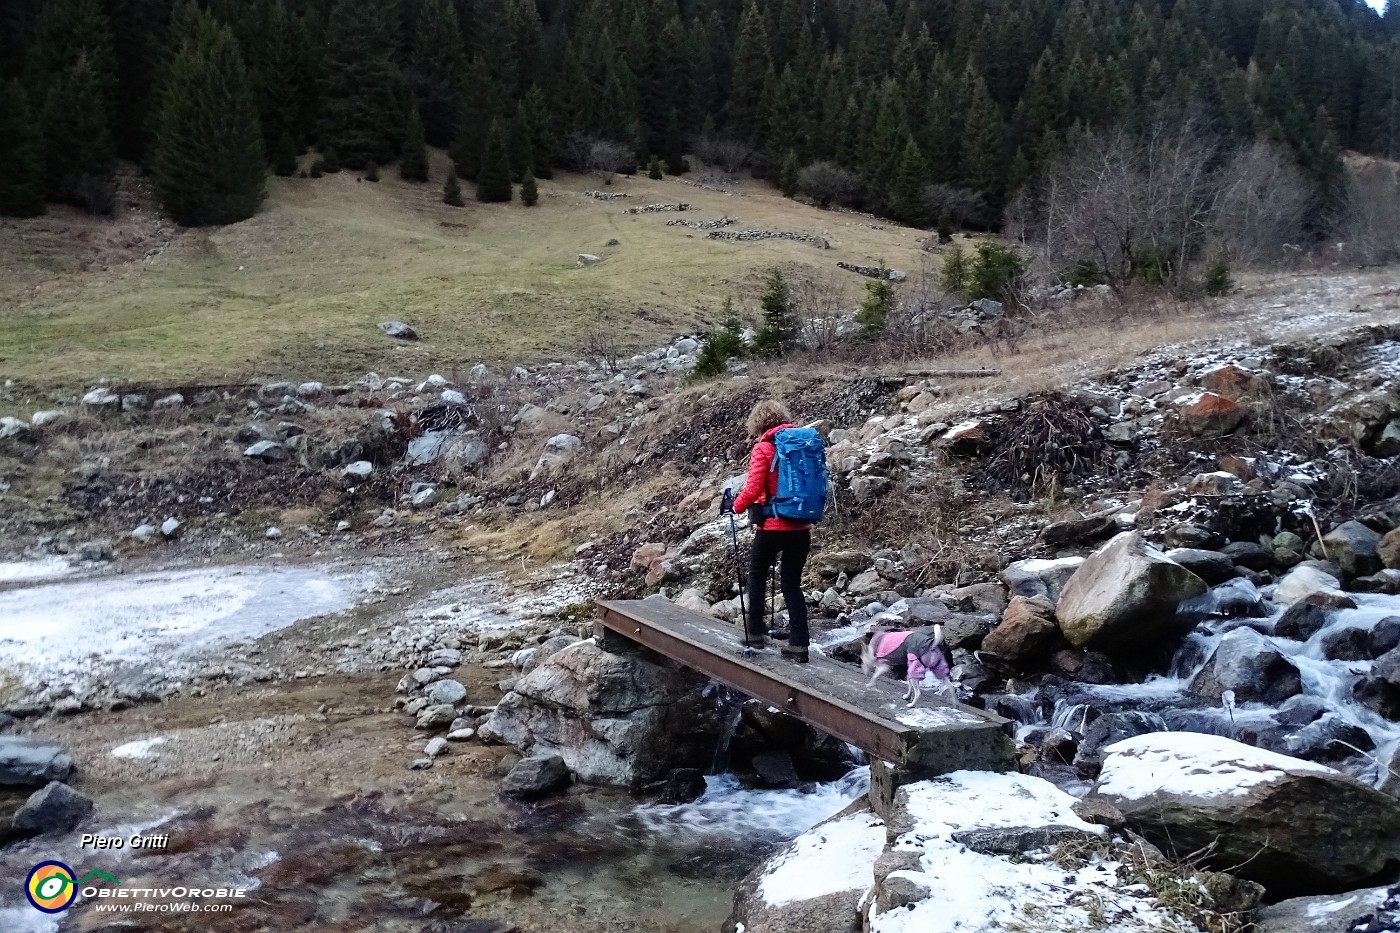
443, 166, 464, 205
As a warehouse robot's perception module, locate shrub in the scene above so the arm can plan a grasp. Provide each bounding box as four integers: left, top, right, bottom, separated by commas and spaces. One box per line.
854, 273, 895, 334
308, 163, 323, 178
443, 167, 464, 206
797, 161, 862, 209
936, 213, 954, 244
690, 299, 748, 381
967, 242, 1026, 302
364, 164, 380, 182
319, 147, 342, 173
647, 155, 663, 180
1202, 259, 1232, 296
521, 169, 538, 206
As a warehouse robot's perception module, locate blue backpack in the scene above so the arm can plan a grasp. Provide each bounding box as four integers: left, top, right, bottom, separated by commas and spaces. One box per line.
765, 427, 829, 523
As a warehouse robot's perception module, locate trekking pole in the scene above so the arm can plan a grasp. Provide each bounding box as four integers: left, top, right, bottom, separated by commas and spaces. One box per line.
721, 489, 750, 649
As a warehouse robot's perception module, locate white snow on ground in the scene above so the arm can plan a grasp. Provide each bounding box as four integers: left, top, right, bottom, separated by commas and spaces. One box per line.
0, 564, 374, 690
110, 736, 167, 759
893, 704, 981, 728
0, 557, 73, 583
758, 812, 887, 906
870, 771, 1194, 933
1096, 732, 1338, 801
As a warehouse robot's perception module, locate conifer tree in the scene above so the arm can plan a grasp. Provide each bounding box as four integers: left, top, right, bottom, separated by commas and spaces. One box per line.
0, 80, 47, 217
891, 138, 927, 225
319, 0, 404, 169
728, 1, 771, 142
752, 268, 796, 356
648, 155, 663, 179
400, 105, 429, 182
449, 57, 491, 180
522, 86, 555, 178
152, 17, 266, 226
520, 167, 538, 206
43, 55, 118, 213
959, 73, 1006, 204
270, 131, 299, 177
508, 104, 532, 181
410, 0, 466, 146
443, 166, 463, 205
663, 108, 686, 175
778, 149, 799, 197
854, 273, 895, 333
476, 120, 512, 202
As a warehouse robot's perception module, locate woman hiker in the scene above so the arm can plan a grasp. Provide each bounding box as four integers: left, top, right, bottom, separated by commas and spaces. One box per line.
731, 399, 813, 663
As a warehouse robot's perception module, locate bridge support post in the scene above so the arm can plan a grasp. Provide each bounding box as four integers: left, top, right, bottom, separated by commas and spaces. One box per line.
867, 721, 1017, 821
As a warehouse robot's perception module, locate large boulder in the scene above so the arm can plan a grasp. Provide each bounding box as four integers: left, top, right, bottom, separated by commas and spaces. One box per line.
1085, 732, 1400, 894
483, 642, 726, 786
729, 808, 886, 933
1055, 532, 1207, 651
1072, 711, 1167, 774
499, 753, 570, 799
1380, 529, 1400, 570
1321, 521, 1383, 578
1254, 885, 1398, 933
12, 781, 94, 835
1187, 627, 1303, 704
1274, 565, 1356, 610
0, 737, 74, 787
1000, 557, 1084, 608
1177, 392, 1246, 437
530, 433, 583, 480
980, 596, 1059, 665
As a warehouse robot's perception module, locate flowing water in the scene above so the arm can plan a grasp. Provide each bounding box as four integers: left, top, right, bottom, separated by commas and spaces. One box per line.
1004, 582, 1400, 789
0, 558, 870, 932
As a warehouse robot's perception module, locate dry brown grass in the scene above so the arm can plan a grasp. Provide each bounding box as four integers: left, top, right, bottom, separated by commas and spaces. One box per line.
0, 150, 933, 392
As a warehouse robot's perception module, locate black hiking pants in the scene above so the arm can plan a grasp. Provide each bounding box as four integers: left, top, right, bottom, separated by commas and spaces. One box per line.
747, 528, 811, 647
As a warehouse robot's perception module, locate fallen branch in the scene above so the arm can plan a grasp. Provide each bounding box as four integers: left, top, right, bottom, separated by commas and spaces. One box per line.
904, 368, 1002, 378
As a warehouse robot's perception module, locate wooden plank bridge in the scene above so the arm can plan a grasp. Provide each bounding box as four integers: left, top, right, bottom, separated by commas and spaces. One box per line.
594, 597, 1016, 813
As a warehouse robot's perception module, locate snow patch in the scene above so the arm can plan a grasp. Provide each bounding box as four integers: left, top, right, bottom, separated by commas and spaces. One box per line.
1096, 732, 1337, 801
0, 557, 73, 584
111, 736, 167, 760
758, 812, 886, 906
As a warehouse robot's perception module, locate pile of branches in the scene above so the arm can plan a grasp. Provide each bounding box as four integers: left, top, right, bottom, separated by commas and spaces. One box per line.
417, 403, 475, 434
979, 392, 1111, 499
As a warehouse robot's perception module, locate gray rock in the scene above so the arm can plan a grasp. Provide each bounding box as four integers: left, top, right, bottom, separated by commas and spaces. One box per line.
1223, 540, 1273, 571
1056, 532, 1206, 651
950, 824, 1102, 857
78, 540, 113, 562
1087, 733, 1400, 894
1000, 557, 1084, 607
12, 781, 94, 835
341, 460, 373, 481
425, 679, 466, 707
379, 321, 418, 340
82, 388, 120, 409
1073, 711, 1167, 772
416, 704, 457, 730
530, 434, 583, 479
1189, 627, 1302, 704
423, 737, 448, 758
577, 253, 602, 265
1320, 626, 1376, 661
131, 523, 157, 543
0, 416, 31, 440
1275, 601, 1329, 641
521, 635, 581, 675
849, 474, 892, 502
0, 737, 74, 786
500, 753, 570, 798
1283, 714, 1375, 763
160, 517, 181, 539
1322, 521, 1383, 577
1164, 548, 1237, 585
1274, 565, 1355, 609
1254, 885, 1396, 933
243, 440, 288, 462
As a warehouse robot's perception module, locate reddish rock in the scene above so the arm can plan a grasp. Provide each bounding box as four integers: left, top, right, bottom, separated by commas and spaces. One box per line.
1218, 454, 1257, 482
1380, 528, 1400, 571
1178, 392, 1246, 437
981, 596, 1059, 664
1201, 363, 1266, 400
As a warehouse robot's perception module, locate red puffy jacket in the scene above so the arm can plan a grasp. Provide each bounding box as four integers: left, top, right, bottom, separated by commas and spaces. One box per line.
732, 423, 812, 532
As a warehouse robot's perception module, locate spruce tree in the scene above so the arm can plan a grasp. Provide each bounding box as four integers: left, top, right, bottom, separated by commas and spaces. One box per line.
270, 131, 299, 177
508, 104, 532, 182
663, 108, 686, 175
648, 155, 663, 179
854, 273, 894, 333
522, 86, 555, 179
778, 149, 799, 197
476, 120, 512, 202
410, 0, 465, 146
442, 166, 463, 205
448, 57, 491, 179
0, 81, 47, 217
891, 139, 927, 226
400, 105, 429, 182
959, 73, 1006, 204
152, 17, 266, 226
728, 1, 771, 142
42, 55, 118, 213
319, 0, 404, 169
752, 268, 796, 357
520, 167, 538, 206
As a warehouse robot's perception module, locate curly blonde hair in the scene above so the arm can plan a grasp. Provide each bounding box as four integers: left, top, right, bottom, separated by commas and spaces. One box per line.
746, 398, 793, 438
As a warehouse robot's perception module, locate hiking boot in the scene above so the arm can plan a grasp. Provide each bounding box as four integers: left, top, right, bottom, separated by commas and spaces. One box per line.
780, 645, 809, 663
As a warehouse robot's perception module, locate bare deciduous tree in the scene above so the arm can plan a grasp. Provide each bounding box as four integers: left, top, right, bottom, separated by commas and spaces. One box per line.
1211, 140, 1312, 267
922, 184, 989, 228
1338, 160, 1400, 265
693, 135, 754, 173
797, 161, 862, 209
560, 133, 633, 183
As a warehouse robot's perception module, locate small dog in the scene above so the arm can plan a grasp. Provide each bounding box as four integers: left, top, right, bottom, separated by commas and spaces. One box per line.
860, 625, 953, 707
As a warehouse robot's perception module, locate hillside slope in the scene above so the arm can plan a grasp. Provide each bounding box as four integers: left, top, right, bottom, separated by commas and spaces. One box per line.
0, 155, 933, 391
